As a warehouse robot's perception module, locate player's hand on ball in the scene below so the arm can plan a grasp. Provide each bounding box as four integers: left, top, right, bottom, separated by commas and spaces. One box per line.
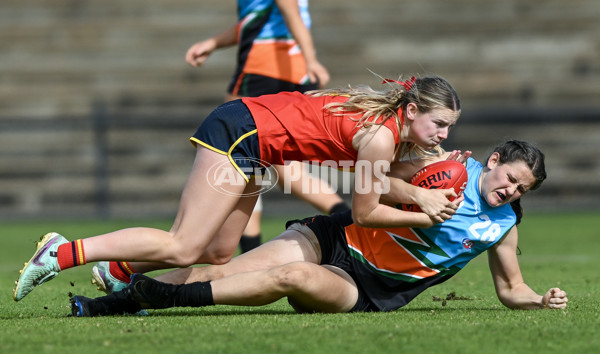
446, 150, 472, 164
542, 287, 568, 309
402, 160, 468, 224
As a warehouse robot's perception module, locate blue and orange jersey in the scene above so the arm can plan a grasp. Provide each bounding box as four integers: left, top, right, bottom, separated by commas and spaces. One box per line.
242, 91, 402, 166
345, 157, 517, 310
235, 0, 311, 85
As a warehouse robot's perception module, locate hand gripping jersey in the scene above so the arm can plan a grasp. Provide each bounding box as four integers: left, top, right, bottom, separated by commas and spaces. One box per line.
242, 91, 402, 166
344, 157, 517, 311
236, 0, 312, 85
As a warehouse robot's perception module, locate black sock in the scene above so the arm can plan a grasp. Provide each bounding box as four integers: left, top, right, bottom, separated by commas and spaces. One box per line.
130, 274, 214, 308
87, 289, 142, 316
328, 201, 350, 215
239, 234, 261, 253
173, 282, 214, 307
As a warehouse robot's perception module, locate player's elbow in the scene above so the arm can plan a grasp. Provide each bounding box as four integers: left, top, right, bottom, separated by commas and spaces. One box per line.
496, 290, 531, 310
351, 209, 375, 227
495, 287, 516, 309
497, 296, 520, 310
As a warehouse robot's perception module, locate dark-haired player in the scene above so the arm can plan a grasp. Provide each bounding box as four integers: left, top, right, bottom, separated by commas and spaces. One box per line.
71, 141, 567, 315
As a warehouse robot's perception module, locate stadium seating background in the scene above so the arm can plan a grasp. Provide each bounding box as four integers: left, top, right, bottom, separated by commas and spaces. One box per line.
1, 0, 598, 219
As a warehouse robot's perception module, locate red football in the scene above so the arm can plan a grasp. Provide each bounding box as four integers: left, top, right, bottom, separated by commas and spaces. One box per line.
401, 160, 468, 212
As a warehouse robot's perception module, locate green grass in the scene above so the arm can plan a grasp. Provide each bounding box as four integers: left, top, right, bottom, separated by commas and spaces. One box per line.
1, 213, 599, 353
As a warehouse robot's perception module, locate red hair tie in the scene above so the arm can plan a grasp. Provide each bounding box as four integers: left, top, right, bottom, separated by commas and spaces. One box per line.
382, 76, 416, 91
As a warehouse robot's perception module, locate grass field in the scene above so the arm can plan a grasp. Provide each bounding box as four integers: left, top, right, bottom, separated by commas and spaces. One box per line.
1, 212, 599, 353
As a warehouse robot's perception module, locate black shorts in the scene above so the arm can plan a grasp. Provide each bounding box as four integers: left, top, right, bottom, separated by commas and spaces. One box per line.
286, 211, 379, 313
228, 73, 318, 97
190, 100, 264, 181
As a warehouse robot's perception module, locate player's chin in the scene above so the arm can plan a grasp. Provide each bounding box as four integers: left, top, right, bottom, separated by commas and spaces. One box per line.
422, 142, 440, 151
485, 195, 505, 208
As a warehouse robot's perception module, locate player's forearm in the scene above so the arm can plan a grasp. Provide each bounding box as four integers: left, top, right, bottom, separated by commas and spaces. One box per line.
381, 176, 419, 204
213, 23, 239, 48
351, 200, 433, 228
275, 0, 318, 63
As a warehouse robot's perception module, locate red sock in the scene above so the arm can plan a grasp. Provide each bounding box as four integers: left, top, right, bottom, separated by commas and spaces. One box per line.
109, 261, 137, 283
56, 240, 86, 270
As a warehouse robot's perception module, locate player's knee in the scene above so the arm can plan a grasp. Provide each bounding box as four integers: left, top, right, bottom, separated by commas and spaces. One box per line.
172, 249, 232, 267
169, 252, 198, 268
205, 253, 234, 265
271, 262, 313, 291
167, 231, 234, 266
199, 249, 234, 265
166, 241, 205, 267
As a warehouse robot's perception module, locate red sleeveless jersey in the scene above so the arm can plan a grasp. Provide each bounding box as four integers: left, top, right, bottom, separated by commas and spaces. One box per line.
242, 91, 401, 166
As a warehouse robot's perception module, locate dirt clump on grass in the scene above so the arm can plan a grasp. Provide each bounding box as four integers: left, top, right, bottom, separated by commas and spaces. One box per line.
432, 291, 473, 306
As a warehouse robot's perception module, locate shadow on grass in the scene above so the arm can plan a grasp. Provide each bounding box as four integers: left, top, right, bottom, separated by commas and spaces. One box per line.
5, 305, 521, 320
127, 305, 512, 318
143, 308, 296, 317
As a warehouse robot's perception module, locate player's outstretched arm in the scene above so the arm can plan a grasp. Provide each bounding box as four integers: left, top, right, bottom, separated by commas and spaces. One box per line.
185, 23, 238, 67
488, 227, 568, 310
